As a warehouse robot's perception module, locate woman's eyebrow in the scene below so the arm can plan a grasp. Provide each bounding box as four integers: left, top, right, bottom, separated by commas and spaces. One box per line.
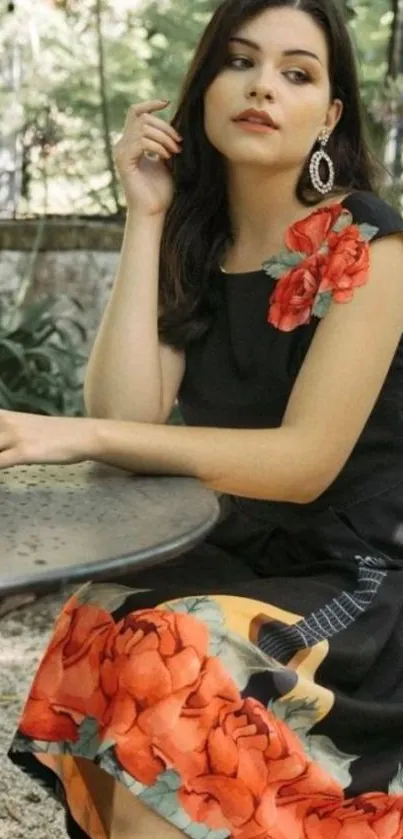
228, 36, 322, 65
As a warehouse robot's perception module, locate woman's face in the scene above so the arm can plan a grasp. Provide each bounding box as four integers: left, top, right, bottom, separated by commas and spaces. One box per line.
204, 6, 343, 172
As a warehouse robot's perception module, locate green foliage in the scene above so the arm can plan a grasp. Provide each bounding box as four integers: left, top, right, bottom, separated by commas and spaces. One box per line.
0, 293, 88, 416
348, 0, 392, 112
140, 0, 218, 102
0, 0, 400, 214
0, 0, 399, 419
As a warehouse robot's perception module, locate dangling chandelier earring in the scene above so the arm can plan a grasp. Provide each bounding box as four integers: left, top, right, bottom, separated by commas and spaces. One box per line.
309, 129, 335, 195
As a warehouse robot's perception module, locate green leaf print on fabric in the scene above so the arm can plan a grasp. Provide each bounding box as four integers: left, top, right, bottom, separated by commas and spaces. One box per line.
312, 290, 333, 319
139, 770, 230, 839
358, 223, 380, 241
332, 211, 353, 234
139, 769, 180, 819
164, 596, 225, 656
67, 717, 101, 759
262, 249, 305, 278
217, 629, 289, 692
166, 598, 295, 694
25, 718, 106, 762
269, 696, 320, 744
74, 581, 138, 613
270, 697, 358, 788
166, 597, 292, 693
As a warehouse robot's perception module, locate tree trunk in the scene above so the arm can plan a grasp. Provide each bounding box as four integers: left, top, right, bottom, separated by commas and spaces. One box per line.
384, 0, 403, 179
0, 10, 24, 216
94, 0, 121, 213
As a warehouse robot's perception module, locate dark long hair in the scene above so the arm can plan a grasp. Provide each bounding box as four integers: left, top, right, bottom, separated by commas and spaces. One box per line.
158, 0, 378, 349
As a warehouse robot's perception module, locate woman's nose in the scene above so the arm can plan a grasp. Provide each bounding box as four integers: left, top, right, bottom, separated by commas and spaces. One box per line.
247, 72, 277, 102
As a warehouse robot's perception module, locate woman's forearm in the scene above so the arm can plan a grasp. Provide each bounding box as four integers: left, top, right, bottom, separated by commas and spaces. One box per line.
91, 419, 319, 504
83, 212, 169, 423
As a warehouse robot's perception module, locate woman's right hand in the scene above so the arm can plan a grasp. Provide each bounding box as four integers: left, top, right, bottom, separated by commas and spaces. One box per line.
113, 100, 182, 218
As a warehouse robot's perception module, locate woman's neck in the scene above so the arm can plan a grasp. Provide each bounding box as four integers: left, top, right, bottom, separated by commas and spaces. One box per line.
227, 169, 301, 244
222, 166, 345, 271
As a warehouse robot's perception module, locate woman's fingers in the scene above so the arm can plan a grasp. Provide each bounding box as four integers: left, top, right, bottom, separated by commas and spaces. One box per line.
140, 138, 171, 159
140, 112, 182, 144
116, 101, 182, 162
0, 432, 17, 468
141, 124, 182, 155
129, 99, 169, 117
122, 99, 168, 131
121, 105, 182, 143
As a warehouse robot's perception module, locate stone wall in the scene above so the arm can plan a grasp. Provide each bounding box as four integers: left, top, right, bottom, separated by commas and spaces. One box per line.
0, 217, 125, 351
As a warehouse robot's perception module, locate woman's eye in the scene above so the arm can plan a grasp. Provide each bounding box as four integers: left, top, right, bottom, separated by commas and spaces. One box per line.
225, 56, 253, 69
224, 57, 311, 82
284, 69, 310, 84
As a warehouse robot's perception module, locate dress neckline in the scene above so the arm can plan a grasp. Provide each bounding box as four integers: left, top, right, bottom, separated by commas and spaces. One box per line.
219, 192, 356, 278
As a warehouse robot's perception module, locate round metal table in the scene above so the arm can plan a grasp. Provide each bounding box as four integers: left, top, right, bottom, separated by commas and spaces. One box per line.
0, 461, 221, 596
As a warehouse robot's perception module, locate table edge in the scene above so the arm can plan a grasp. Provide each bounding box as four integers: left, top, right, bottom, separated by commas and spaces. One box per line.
0, 499, 221, 597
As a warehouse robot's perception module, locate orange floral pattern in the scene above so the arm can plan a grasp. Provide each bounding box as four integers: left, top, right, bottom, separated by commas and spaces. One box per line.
14, 593, 403, 838
263, 203, 378, 332
305, 794, 403, 839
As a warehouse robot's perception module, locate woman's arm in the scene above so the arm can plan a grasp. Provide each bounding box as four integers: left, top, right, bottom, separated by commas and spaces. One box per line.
90, 234, 403, 503
1, 236, 402, 502
83, 212, 185, 424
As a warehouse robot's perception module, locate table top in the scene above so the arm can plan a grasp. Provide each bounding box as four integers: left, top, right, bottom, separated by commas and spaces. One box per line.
0, 461, 221, 596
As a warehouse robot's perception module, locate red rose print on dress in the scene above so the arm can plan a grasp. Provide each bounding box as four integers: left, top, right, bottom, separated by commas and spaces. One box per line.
178, 696, 341, 838
101, 609, 239, 785
17, 595, 403, 839
305, 793, 403, 839
263, 204, 378, 332
19, 598, 239, 785
320, 223, 370, 301
267, 255, 322, 331
285, 203, 345, 256
19, 595, 116, 741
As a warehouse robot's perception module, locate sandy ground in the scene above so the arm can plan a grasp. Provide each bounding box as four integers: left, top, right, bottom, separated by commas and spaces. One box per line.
0, 588, 76, 839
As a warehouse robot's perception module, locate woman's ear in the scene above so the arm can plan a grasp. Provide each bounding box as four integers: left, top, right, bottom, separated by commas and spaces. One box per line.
326, 98, 344, 133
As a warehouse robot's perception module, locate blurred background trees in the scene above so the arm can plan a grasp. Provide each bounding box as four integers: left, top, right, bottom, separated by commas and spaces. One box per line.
1, 0, 403, 217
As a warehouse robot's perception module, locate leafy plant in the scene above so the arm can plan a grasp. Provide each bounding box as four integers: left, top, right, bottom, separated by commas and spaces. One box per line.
0, 292, 88, 416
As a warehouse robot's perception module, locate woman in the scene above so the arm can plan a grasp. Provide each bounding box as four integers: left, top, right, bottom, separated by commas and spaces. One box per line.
7, 0, 403, 835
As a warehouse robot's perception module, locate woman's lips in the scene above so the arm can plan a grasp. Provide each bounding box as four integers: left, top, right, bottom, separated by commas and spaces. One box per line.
233, 119, 277, 133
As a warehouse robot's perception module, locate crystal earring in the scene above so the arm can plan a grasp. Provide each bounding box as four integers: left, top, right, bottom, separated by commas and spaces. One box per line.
309, 129, 335, 195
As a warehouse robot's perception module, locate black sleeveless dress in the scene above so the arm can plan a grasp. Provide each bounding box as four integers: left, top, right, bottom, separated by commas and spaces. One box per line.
9, 190, 403, 838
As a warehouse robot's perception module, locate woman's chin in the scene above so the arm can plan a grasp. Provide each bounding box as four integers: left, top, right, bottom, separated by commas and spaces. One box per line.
224, 150, 280, 168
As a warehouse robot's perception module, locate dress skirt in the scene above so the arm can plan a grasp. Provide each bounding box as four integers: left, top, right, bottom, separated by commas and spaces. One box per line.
7, 506, 403, 839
